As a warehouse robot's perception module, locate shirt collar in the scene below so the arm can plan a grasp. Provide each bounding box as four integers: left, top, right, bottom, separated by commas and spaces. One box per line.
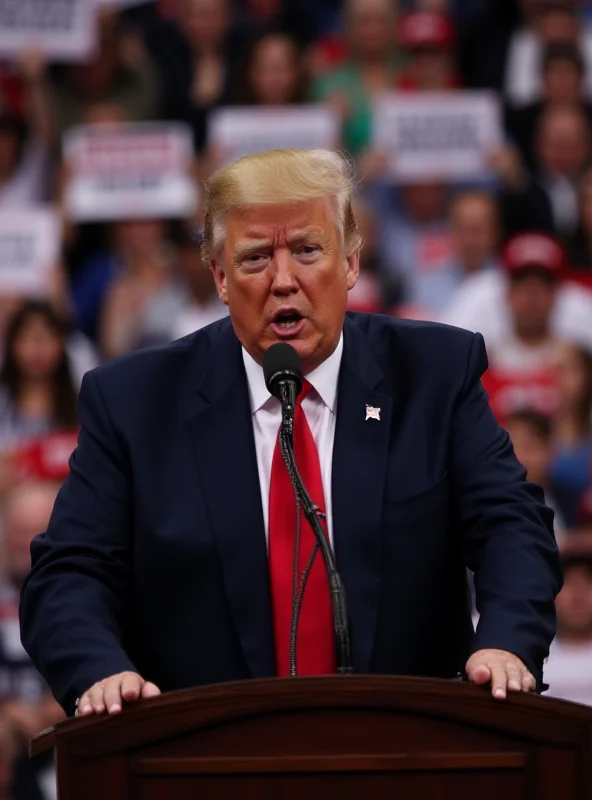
242, 333, 344, 414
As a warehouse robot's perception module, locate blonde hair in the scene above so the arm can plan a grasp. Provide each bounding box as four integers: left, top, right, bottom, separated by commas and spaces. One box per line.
201, 149, 363, 262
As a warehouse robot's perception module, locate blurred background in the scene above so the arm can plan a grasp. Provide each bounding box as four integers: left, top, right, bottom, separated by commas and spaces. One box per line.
1, 0, 592, 797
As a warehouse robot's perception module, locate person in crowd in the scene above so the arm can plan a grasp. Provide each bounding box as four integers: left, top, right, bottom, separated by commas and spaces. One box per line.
506, 44, 592, 171
312, 0, 403, 157
575, 488, 592, 535
0, 50, 55, 208
505, 409, 566, 537
545, 537, 592, 705
395, 9, 459, 91
550, 343, 592, 527
0, 301, 78, 453
504, 0, 592, 109
566, 166, 592, 268
49, 9, 161, 134
442, 230, 592, 354
233, 31, 308, 105
144, 0, 241, 154
529, 105, 592, 237
167, 227, 228, 340
0, 481, 65, 800
346, 198, 387, 313
91, 220, 181, 360
374, 181, 453, 315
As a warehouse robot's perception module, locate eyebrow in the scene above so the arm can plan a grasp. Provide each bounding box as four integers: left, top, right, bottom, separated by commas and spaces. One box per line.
232, 228, 327, 261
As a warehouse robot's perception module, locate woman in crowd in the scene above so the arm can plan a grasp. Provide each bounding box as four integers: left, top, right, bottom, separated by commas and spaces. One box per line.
0, 301, 78, 452
550, 343, 592, 528
312, 0, 403, 157
235, 31, 307, 105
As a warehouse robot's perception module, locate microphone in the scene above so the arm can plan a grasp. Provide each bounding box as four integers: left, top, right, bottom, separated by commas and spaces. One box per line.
263, 343, 353, 677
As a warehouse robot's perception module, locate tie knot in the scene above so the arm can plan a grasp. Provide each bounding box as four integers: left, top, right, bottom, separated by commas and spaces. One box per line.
297, 380, 313, 405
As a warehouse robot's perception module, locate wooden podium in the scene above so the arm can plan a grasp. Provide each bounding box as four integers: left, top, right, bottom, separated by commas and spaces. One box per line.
31, 676, 592, 799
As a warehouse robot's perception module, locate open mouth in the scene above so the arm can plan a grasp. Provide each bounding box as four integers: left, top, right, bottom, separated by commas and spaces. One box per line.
272, 310, 304, 331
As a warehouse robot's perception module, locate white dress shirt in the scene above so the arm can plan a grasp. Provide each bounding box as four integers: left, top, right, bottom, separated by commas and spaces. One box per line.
242, 335, 343, 548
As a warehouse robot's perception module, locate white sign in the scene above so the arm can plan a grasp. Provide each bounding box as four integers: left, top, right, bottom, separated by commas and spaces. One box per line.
95, 0, 153, 8
373, 91, 503, 182
0, 0, 97, 62
209, 106, 340, 164
63, 122, 198, 222
0, 208, 60, 295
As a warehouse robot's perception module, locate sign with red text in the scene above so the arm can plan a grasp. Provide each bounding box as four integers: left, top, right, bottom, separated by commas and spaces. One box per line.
373, 91, 503, 182
482, 367, 560, 424
0, 208, 60, 295
208, 106, 340, 165
63, 122, 198, 221
0, 0, 97, 61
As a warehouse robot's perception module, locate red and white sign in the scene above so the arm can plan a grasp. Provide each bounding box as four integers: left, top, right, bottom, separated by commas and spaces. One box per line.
11, 430, 78, 482
64, 122, 198, 222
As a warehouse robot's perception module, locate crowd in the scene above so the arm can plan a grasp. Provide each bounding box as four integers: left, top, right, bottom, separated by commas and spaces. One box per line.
0, 0, 591, 797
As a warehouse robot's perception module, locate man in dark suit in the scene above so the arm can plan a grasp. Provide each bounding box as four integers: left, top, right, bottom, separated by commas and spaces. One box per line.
19, 149, 562, 718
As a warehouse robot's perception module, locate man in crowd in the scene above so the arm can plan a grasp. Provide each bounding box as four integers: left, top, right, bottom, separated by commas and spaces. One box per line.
0, 482, 64, 800
20, 149, 561, 718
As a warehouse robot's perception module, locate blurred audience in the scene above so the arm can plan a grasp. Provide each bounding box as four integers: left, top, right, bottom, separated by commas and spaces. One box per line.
550, 343, 592, 527
313, 0, 403, 156
545, 538, 592, 706
396, 10, 459, 91
566, 166, 592, 268
234, 31, 308, 105
505, 409, 566, 536
0, 481, 65, 799
0, 301, 78, 454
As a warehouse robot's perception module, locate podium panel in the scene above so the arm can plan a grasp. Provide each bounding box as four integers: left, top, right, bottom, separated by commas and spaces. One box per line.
31, 676, 592, 800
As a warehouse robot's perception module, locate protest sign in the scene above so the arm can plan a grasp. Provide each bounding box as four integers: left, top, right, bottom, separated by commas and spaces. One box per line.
63, 122, 198, 222
0, 208, 60, 295
0, 0, 97, 61
373, 91, 503, 182
208, 106, 340, 164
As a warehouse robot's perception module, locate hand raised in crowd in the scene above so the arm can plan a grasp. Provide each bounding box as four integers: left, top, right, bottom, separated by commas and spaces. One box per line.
486, 145, 528, 192
466, 649, 536, 699
76, 672, 161, 717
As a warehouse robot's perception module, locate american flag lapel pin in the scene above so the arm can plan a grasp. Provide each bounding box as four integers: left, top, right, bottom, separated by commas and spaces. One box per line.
365, 404, 381, 421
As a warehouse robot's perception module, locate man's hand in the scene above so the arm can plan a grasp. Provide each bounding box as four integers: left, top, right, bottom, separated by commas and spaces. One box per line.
466, 649, 536, 699
76, 672, 161, 717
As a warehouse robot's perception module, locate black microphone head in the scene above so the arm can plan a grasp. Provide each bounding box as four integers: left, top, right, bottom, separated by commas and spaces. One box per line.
263, 343, 303, 400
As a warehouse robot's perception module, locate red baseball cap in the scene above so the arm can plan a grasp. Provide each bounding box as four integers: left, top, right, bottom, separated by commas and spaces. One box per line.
399, 11, 455, 51
502, 231, 567, 278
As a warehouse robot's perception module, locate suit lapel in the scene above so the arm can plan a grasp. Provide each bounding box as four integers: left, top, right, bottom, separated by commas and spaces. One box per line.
332, 316, 393, 673
187, 322, 275, 678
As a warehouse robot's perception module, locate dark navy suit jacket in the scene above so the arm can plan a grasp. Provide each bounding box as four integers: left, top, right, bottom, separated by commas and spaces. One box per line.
19, 313, 562, 715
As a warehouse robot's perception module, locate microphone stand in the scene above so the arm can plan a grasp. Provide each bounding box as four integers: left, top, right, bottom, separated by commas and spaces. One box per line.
278, 383, 354, 676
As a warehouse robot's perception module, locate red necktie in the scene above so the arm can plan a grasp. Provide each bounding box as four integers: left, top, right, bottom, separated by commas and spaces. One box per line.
268, 381, 336, 676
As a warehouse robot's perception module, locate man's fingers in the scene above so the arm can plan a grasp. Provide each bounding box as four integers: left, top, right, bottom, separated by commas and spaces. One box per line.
469, 664, 491, 685
103, 678, 125, 714
141, 681, 161, 699
506, 662, 523, 692
490, 663, 508, 699
87, 683, 107, 714
121, 673, 143, 703
522, 671, 536, 693
76, 692, 93, 716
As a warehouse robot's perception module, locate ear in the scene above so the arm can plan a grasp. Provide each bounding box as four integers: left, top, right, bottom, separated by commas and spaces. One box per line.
211, 260, 229, 305
345, 250, 360, 291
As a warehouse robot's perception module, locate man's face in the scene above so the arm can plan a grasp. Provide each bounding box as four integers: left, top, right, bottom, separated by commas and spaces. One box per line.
451, 196, 497, 271
211, 199, 359, 373
537, 112, 589, 177
556, 564, 592, 639
508, 272, 556, 338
